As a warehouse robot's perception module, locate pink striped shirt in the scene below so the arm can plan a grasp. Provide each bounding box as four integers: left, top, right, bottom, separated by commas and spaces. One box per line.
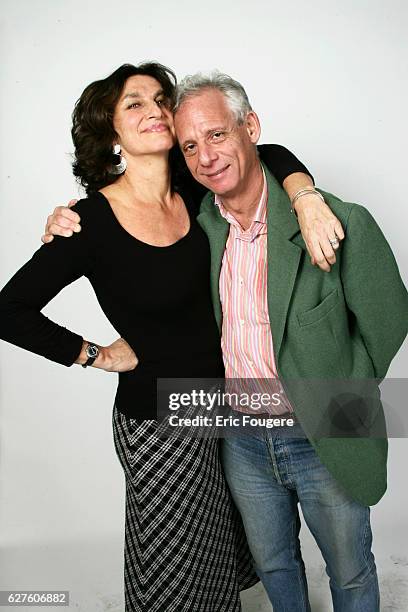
216, 170, 292, 415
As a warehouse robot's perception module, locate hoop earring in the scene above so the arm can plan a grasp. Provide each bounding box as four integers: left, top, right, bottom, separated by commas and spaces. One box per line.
108, 144, 127, 175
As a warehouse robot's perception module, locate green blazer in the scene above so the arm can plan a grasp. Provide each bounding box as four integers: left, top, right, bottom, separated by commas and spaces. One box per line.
197, 163, 408, 506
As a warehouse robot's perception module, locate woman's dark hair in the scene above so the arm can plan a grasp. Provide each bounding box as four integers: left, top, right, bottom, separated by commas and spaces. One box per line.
71, 62, 177, 194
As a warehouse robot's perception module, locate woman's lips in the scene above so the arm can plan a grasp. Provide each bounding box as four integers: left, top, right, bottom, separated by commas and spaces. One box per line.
144, 123, 168, 133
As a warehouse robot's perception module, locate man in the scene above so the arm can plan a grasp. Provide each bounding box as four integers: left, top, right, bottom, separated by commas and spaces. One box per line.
43, 73, 408, 611
171, 73, 407, 611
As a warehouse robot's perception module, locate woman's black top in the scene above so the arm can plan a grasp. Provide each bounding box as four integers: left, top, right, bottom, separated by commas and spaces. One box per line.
0, 145, 312, 419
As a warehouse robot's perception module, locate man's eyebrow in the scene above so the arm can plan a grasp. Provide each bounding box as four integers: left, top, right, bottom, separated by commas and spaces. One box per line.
121, 89, 165, 101
206, 126, 227, 133
180, 126, 228, 148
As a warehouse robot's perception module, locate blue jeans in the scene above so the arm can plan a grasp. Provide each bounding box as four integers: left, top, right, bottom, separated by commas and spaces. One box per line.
221, 423, 379, 612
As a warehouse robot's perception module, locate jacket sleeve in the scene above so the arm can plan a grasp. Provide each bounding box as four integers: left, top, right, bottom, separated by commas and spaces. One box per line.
340, 204, 408, 378
0, 207, 89, 366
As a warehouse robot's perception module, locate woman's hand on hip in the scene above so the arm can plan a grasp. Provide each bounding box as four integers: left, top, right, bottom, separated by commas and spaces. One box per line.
99, 338, 139, 372
76, 338, 138, 372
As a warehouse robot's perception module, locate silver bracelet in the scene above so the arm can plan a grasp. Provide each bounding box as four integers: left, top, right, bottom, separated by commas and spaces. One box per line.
290, 188, 325, 215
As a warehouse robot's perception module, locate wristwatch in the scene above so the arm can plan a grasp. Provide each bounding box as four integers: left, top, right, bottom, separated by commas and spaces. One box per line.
82, 343, 100, 368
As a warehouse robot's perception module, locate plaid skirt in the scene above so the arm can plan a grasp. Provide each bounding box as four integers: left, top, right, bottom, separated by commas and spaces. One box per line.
112, 405, 258, 611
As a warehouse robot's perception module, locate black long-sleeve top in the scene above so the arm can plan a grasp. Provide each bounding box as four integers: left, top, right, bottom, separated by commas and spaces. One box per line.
0, 145, 312, 419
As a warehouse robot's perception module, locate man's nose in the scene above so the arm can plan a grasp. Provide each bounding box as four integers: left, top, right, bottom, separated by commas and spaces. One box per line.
198, 144, 218, 167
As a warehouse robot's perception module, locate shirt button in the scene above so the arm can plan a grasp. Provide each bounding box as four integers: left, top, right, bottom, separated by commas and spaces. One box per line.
240, 277, 244, 286
240, 319, 245, 325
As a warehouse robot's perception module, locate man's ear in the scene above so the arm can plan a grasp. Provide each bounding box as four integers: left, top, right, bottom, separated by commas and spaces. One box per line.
245, 111, 261, 144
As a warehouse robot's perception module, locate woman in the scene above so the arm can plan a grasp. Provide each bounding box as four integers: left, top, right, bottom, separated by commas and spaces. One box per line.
0, 62, 336, 611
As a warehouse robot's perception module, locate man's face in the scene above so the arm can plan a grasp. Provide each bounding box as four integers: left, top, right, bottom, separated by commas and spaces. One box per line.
174, 89, 260, 199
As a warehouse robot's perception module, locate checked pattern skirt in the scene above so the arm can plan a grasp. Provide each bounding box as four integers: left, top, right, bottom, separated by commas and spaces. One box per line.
112, 405, 258, 611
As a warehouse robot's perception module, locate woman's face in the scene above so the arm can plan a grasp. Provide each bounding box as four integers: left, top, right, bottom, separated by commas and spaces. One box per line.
113, 75, 176, 158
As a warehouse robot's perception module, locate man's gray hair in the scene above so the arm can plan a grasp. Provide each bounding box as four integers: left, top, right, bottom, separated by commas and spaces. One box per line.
174, 71, 253, 124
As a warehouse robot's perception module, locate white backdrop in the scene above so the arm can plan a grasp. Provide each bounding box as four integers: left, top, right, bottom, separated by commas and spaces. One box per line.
1, 1, 407, 611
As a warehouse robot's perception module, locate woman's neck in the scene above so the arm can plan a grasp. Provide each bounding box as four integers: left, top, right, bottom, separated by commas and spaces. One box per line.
105, 151, 173, 208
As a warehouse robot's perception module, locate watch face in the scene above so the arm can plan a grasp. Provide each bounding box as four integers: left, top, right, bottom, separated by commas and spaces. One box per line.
87, 344, 99, 359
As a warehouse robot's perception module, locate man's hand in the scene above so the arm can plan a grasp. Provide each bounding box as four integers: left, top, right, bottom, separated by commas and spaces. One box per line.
41, 199, 82, 243
76, 338, 138, 372
294, 193, 345, 272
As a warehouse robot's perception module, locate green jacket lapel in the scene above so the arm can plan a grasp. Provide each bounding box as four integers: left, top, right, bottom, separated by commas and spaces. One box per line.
263, 163, 304, 362
197, 197, 229, 331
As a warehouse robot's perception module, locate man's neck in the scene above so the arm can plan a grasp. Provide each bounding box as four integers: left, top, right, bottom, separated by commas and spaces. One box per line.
218, 161, 264, 230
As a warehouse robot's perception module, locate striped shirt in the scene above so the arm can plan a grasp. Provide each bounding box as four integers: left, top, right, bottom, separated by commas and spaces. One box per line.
216, 170, 292, 415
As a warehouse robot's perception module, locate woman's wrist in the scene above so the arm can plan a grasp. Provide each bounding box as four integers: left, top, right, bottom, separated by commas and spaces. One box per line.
75, 338, 136, 372
291, 189, 325, 216
96, 345, 111, 370
75, 340, 109, 369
